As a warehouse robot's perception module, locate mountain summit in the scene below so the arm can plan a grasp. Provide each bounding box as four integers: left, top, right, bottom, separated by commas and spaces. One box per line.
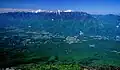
0, 8, 75, 13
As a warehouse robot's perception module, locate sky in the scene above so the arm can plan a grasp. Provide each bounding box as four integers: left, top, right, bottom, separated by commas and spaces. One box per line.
0, 0, 120, 14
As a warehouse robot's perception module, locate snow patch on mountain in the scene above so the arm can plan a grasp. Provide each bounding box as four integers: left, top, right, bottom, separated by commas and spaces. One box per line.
64, 10, 73, 12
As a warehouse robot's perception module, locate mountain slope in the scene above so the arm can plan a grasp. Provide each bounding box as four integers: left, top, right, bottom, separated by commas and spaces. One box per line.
0, 12, 120, 36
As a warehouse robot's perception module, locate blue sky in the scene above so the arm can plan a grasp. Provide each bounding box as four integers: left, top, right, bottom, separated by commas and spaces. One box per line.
0, 0, 120, 14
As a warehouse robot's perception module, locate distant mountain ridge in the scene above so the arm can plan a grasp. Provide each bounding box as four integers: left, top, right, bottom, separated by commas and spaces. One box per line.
0, 10, 120, 37
0, 8, 76, 13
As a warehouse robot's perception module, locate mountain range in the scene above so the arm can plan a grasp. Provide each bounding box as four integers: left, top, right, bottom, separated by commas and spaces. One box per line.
0, 9, 120, 37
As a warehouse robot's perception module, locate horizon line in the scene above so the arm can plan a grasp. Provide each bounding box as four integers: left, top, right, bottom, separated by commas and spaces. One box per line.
0, 8, 120, 15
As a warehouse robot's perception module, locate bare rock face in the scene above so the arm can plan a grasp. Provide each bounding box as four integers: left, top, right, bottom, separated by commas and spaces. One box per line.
48, 56, 58, 63
89, 44, 95, 48
116, 36, 120, 41
65, 36, 80, 44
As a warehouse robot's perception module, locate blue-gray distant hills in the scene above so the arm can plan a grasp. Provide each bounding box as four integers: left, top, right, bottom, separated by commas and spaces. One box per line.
0, 11, 120, 37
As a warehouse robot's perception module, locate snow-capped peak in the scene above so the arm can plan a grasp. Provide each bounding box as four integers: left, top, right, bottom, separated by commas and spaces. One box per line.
0, 8, 75, 13
35, 9, 42, 13
64, 10, 73, 12
56, 10, 62, 15
34, 9, 46, 13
